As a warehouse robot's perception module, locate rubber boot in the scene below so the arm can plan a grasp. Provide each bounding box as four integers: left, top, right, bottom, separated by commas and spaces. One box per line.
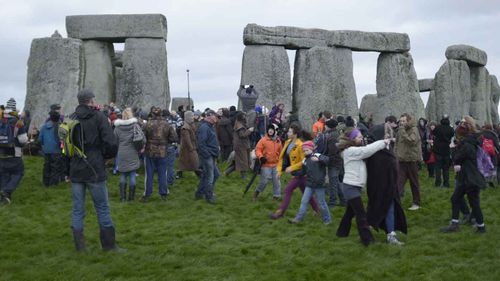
336, 203, 355, 237
119, 183, 126, 202
100, 226, 127, 253
349, 197, 375, 246
72, 227, 86, 252
128, 185, 136, 201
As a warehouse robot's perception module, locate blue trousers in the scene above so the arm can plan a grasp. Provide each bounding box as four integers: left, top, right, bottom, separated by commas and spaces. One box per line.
144, 156, 168, 197
71, 181, 113, 230
196, 156, 219, 200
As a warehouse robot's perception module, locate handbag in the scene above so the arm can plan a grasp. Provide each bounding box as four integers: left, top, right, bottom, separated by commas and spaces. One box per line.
132, 124, 145, 151
425, 151, 436, 164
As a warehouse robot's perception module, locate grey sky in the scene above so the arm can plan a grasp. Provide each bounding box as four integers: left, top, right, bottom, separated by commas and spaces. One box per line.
1, 0, 499, 113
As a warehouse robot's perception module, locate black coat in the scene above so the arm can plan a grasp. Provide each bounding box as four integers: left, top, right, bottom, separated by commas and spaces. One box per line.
366, 148, 408, 234
69, 105, 117, 183
433, 124, 454, 156
300, 153, 329, 188
454, 134, 485, 191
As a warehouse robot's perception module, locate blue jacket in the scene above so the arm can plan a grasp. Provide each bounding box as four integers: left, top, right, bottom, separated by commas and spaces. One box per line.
38, 121, 61, 154
196, 120, 219, 159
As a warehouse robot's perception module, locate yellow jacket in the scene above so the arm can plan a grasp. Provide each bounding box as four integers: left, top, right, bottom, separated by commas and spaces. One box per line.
277, 138, 304, 176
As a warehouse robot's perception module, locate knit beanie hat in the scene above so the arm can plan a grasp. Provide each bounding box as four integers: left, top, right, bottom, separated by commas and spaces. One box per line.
302, 141, 315, 151
77, 89, 95, 105
325, 119, 338, 129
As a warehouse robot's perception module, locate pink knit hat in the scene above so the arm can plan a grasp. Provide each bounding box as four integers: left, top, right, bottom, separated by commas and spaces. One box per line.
302, 141, 315, 151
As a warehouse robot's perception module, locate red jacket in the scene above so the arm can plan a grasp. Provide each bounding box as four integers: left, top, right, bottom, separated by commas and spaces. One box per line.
255, 135, 282, 168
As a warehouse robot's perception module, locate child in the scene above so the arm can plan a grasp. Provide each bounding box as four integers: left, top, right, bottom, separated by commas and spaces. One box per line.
288, 141, 331, 224
336, 127, 391, 246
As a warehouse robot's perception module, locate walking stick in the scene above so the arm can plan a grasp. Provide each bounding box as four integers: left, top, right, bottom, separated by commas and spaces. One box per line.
243, 158, 262, 196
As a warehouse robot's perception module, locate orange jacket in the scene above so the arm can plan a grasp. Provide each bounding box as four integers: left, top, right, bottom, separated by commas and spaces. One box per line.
277, 138, 304, 176
255, 135, 282, 168
312, 119, 325, 138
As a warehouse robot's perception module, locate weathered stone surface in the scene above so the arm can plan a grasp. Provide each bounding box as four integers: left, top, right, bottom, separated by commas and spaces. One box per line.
25, 37, 84, 131
118, 38, 170, 111
427, 59, 471, 123
469, 66, 491, 125
239, 45, 291, 112
82, 40, 115, 105
243, 24, 328, 49
418, 79, 434, 92
445, 44, 487, 66
112, 51, 123, 67
373, 52, 424, 123
328, 30, 410, 52
359, 94, 378, 117
171, 97, 194, 112
66, 14, 167, 42
293, 46, 358, 130
490, 75, 500, 124
114, 67, 124, 105
243, 24, 410, 52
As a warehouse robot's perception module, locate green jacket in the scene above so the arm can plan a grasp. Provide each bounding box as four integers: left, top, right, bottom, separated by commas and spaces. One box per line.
395, 120, 422, 162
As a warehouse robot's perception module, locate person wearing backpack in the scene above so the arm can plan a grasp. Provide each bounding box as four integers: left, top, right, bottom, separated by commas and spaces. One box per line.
114, 108, 142, 202
441, 116, 486, 233
68, 90, 125, 252
0, 98, 28, 205
480, 124, 500, 188
38, 110, 66, 186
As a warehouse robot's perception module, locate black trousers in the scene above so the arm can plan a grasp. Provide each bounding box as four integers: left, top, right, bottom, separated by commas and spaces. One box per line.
43, 153, 66, 186
451, 185, 483, 225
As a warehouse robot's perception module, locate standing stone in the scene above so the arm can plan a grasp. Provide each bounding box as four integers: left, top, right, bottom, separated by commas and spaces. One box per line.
293, 46, 358, 130
119, 38, 170, 110
171, 97, 194, 112
82, 40, 115, 105
359, 94, 377, 117
239, 45, 291, 112
469, 66, 491, 125
373, 52, 424, 124
115, 67, 124, 107
490, 75, 500, 124
25, 36, 84, 130
427, 59, 471, 123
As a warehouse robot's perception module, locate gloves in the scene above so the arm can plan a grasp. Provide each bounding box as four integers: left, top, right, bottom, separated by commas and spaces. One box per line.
259, 157, 267, 164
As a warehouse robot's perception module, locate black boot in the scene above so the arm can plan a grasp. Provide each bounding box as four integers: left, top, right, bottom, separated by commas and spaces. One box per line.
72, 227, 86, 252
128, 185, 136, 201
119, 183, 126, 202
100, 226, 127, 252
349, 197, 374, 246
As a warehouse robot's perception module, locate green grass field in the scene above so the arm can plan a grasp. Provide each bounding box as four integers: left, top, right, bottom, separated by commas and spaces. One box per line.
1, 156, 499, 281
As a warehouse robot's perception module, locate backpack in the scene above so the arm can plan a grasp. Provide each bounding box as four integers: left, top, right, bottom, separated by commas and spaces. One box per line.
0, 118, 16, 148
476, 146, 495, 178
58, 119, 86, 158
132, 123, 146, 151
481, 135, 496, 157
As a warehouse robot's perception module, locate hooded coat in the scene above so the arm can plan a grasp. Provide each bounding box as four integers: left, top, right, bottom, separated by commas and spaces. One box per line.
366, 147, 408, 234
69, 105, 117, 183
179, 111, 199, 171
233, 119, 252, 171
454, 134, 486, 191
114, 118, 141, 173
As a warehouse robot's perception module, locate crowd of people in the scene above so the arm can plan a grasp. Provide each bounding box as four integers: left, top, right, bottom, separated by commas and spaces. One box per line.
1, 86, 498, 251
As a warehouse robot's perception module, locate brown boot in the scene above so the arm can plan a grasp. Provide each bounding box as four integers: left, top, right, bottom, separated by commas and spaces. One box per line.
270, 209, 283, 219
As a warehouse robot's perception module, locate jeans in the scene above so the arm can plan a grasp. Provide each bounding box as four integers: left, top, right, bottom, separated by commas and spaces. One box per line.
328, 167, 345, 205
166, 146, 177, 186
255, 167, 281, 197
385, 200, 395, 233
295, 187, 331, 223
144, 156, 168, 197
71, 181, 113, 230
0, 157, 24, 195
434, 154, 450, 186
196, 156, 220, 200
120, 171, 137, 186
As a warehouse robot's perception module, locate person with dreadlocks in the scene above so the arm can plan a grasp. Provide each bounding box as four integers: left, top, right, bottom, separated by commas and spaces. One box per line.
336, 126, 391, 246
